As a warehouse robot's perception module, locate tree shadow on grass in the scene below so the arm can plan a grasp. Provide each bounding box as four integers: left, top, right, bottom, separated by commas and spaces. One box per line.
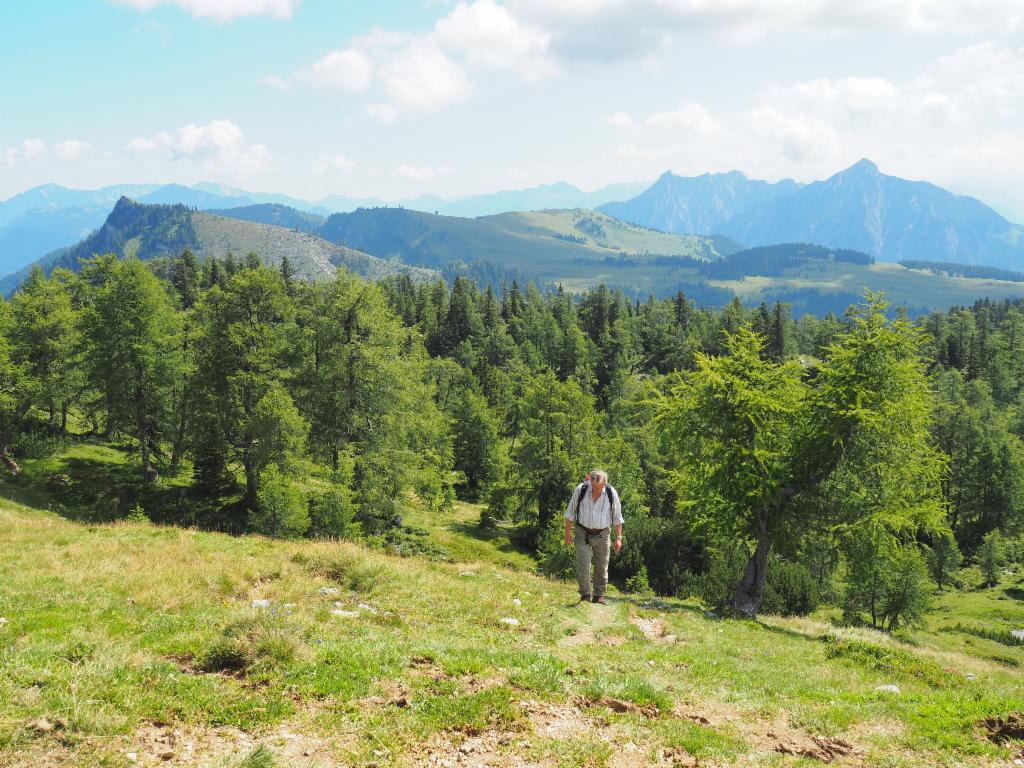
0, 440, 196, 525
447, 520, 535, 558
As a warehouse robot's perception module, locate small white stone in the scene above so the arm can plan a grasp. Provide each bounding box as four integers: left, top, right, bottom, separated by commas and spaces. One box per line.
874, 684, 901, 695
499, 617, 520, 627
334, 601, 344, 607
512, 598, 522, 607
126, 753, 138, 763
319, 586, 339, 595
965, 672, 976, 680
0, 617, 7, 625
459, 571, 475, 577
357, 603, 378, 614
251, 599, 271, 609
332, 609, 359, 618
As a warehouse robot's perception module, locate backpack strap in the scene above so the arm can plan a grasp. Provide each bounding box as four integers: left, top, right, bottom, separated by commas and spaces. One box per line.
574, 482, 588, 524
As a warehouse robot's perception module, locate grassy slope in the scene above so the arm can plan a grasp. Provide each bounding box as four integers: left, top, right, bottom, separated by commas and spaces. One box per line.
556, 260, 1024, 309
191, 214, 437, 283
317, 208, 729, 283
708, 261, 1024, 310
1, 447, 1023, 767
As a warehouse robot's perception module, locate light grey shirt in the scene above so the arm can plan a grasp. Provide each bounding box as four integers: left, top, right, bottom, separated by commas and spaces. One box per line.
565, 482, 624, 530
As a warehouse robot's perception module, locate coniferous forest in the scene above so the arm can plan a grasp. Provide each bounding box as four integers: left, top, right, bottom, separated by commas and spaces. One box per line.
4, 250, 1023, 623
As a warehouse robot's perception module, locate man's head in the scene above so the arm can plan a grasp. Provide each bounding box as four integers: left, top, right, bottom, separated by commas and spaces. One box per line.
590, 469, 607, 492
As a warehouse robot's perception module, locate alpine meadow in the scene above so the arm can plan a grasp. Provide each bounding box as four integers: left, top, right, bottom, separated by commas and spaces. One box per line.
2, 2, 1024, 767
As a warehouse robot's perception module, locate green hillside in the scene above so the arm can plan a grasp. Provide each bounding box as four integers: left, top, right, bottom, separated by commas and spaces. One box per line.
0, 199, 436, 295
190, 213, 435, 283
1, 491, 1021, 767
317, 207, 1024, 310
317, 207, 737, 280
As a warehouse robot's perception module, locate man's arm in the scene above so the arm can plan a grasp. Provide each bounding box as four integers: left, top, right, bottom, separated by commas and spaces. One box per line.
564, 483, 582, 547
611, 488, 624, 553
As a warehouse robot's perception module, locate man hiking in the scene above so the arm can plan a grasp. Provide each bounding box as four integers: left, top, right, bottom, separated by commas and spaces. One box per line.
564, 470, 623, 604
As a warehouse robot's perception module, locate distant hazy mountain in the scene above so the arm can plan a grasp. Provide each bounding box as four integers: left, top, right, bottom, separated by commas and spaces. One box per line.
598, 171, 801, 234
0, 197, 436, 295
440, 181, 649, 218
0, 183, 160, 227
0, 205, 111, 274
715, 159, 1024, 267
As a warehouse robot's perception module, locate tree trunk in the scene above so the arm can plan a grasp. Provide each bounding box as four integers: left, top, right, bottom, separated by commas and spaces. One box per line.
170, 384, 188, 471
731, 507, 771, 618
244, 452, 258, 504
134, 368, 158, 483
60, 403, 68, 434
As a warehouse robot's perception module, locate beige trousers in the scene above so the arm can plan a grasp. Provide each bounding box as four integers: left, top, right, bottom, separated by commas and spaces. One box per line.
574, 525, 610, 598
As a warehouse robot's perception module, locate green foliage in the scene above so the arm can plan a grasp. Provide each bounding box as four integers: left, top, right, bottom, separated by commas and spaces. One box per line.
250, 464, 309, 539
978, 530, 1008, 587
822, 637, 957, 688
843, 541, 933, 630
235, 745, 277, 768
307, 485, 359, 540
536, 515, 575, 581
926, 532, 963, 589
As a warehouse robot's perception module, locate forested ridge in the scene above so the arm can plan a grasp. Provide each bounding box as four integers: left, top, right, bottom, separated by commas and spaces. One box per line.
3, 249, 1023, 623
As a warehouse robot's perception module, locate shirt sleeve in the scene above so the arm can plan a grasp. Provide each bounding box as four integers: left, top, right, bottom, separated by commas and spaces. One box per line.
565, 483, 584, 520
611, 487, 624, 525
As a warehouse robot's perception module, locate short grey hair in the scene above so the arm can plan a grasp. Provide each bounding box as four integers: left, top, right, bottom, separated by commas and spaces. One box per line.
590, 469, 607, 484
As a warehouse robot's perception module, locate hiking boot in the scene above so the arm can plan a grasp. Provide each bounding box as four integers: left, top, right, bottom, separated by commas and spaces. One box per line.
578, 595, 591, 605
593, 595, 606, 605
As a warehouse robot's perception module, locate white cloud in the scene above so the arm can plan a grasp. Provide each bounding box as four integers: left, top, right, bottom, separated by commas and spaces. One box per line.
1, 138, 47, 165
645, 102, 719, 134
54, 139, 93, 160
115, 0, 299, 22
918, 43, 1024, 118
434, 0, 553, 78
395, 165, 455, 181
260, 74, 291, 90
288, 0, 554, 120
605, 111, 635, 129
311, 154, 355, 174
749, 107, 841, 163
301, 48, 373, 92
761, 77, 901, 123
509, 0, 1024, 54
128, 119, 270, 176
381, 42, 472, 111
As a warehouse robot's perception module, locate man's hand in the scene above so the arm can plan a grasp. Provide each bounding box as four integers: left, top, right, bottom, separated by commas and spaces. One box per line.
613, 538, 622, 554
565, 533, 573, 548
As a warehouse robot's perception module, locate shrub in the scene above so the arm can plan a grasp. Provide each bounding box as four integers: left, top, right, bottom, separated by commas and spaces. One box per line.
762, 559, 821, 616
307, 487, 358, 539
978, 530, 1008, 587
199, 637, 251, 673
9, 428, 69, 459
249, 465, 309, 538
537, 516, 575, 581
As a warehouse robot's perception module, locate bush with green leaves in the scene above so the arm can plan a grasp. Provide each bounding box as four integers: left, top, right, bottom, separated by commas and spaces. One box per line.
978, 530, 1008, 587
843, 541, 932, 629
761, 558, 821, 616
249, 464, 309, 539
536, 515, 575, 581
307, 486, 358, 540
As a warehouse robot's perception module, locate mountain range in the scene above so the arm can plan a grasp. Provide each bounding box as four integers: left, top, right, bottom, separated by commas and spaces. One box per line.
600, 160, 1024, 268
0, 197, 435, 296
10, 195, 1024, 316
0, 179, 648, 275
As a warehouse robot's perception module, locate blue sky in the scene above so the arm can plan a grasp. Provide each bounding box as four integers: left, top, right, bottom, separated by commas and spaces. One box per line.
2, 1, 1023, 218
